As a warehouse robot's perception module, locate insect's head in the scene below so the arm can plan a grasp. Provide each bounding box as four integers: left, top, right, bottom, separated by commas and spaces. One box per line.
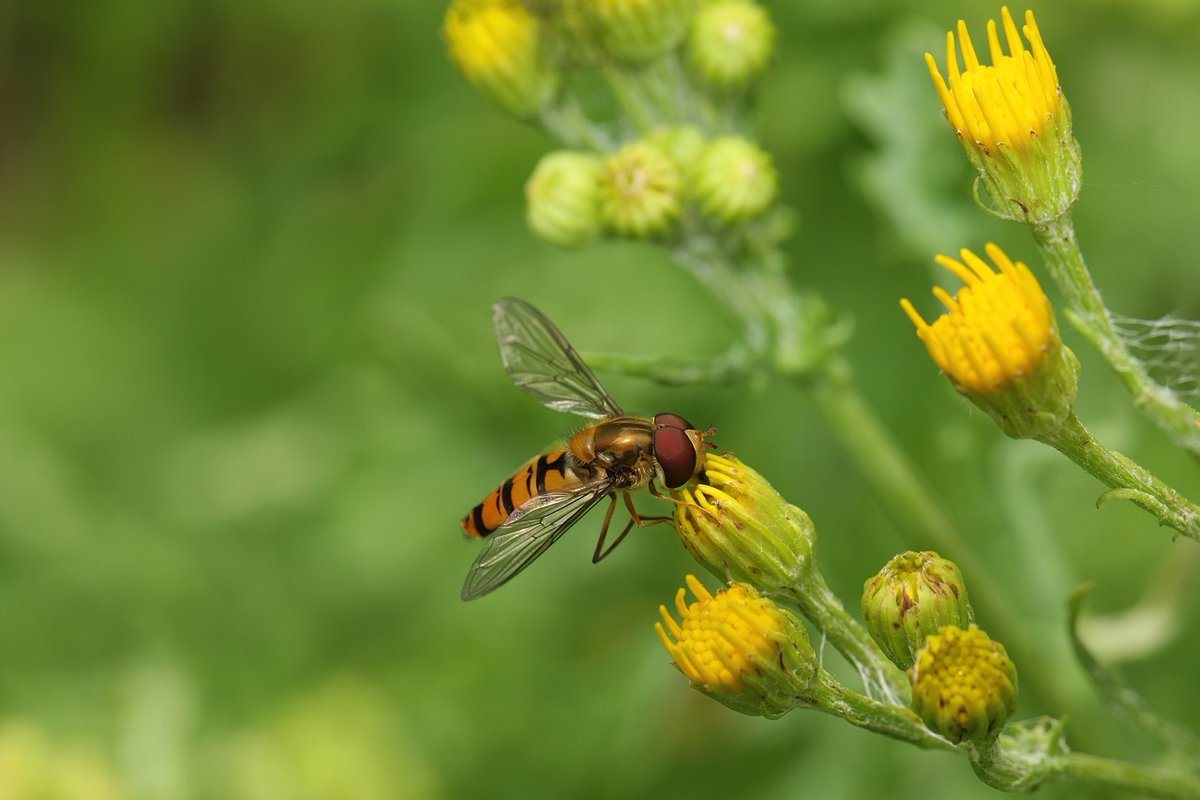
652, 413, 712, 488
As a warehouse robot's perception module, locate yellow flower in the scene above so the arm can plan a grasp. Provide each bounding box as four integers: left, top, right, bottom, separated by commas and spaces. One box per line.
926, 7, 1057, 154
672, 452, 815, 592
656, 575, 780, 688
911, 625, 1018, 744
444, 0, 557, 116
925, 8, 1081, 222
901, 243, 1079, 438
656, 575, 817, 717
901, 243, 1050, 393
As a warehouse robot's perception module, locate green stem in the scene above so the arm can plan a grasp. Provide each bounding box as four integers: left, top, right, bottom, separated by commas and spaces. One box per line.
816, 674, 954, 751
1061, 753, 1200, 800
581, 346, 751, 386
777, 574, 910, 705
1038, 412, 1200, 542
538, 96, 612, 152
1030, 215, 1200, 457
601, 66, 660, 132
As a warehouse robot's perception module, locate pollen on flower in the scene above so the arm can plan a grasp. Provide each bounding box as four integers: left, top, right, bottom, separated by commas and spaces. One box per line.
655, 576, 781, 689
925, 7, 1059, 153
901, 243, 1054, 394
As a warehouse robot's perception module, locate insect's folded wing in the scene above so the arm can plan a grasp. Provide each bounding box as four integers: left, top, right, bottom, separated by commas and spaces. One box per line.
461, 480, 613, 601
492, 297, 623, 419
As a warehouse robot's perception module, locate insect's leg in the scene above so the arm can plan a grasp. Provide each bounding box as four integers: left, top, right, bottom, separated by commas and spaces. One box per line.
594, 516, 636, 563
594, 492, 661, 563
647, 479, 721, 522
623, 492, 673, 527
589, 494, 621, 564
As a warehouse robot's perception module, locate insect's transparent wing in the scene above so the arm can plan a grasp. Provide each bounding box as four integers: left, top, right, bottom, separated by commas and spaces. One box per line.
493, 297, 623, 419
461, 480, 613, 601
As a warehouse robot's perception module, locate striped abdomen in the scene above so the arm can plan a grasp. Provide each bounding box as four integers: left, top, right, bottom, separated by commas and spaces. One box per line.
462, 450, 578, 538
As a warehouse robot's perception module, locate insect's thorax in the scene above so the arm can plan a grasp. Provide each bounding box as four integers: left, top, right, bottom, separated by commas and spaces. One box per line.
568, 415, 657, 488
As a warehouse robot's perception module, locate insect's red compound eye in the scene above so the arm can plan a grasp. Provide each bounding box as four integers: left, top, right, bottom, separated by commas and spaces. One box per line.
654, 425, 698, 488
653, 412, 694, 431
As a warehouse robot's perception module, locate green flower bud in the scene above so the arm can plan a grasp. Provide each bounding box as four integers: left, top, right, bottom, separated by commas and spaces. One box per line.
586, 0, 695, 63
690, 136, 778, 224
911, 625, 1018, 744
671, 453, 815, 593
444, 0, 559, 117
656, 575, 818, 718
861, 551, 973, 670
686, 0, 775, 89
525, 151, 605, 247
597, 140, 683, 238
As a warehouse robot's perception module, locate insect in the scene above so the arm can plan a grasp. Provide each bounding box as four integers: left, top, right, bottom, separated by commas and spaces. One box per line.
460, 297, 711, 601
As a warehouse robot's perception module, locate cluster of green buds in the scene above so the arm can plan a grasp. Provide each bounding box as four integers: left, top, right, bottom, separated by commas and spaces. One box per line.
526, 130, 778, 244
862, 552, 1018, 745
443, 0, 781, 244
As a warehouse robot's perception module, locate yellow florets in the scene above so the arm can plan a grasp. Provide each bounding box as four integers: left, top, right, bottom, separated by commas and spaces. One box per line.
672, 453, 816, 591
901, 243, 1053, 394
656, 576, 781, 688
911, 625, 1018, 744
926, 7, 1059, 154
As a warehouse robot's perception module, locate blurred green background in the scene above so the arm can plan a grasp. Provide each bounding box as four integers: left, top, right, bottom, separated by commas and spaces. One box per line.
1, 0, 1199, 797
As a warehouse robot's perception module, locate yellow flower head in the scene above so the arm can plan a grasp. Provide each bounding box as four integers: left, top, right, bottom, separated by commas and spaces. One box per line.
911, 625, 1018, 744
656, 575, 781, 688
444, 0, 556, 115
925, 8, 1080, 222
672, 452, 815, 591
926, 7, 1058, 154
901, 243, 1079, 438
655, 575, 818, 718
901, 243, 1051, 394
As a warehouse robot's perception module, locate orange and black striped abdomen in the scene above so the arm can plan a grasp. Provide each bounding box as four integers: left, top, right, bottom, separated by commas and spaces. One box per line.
462, 450, 574, 538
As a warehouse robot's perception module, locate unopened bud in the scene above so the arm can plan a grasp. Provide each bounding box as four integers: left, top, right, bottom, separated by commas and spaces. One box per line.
862, 551, 972, 670
525, 150, 605, 247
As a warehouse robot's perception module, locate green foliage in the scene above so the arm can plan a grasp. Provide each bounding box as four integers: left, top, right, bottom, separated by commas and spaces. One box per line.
0, 1, 1198, 798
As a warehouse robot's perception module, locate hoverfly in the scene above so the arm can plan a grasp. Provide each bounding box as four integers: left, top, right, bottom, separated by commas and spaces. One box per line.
460, 297, 711, 601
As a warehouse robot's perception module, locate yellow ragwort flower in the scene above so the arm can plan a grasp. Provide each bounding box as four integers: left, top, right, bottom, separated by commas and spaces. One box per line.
444, 0, 557, 116
655, 575, 817, 718
901, 243, 1079, 438
672, 452, 815, 591
656, 575, 780, 689
901, 243, 1050, 394
925, 8, 1081, 222
926, 7, 1057, 154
